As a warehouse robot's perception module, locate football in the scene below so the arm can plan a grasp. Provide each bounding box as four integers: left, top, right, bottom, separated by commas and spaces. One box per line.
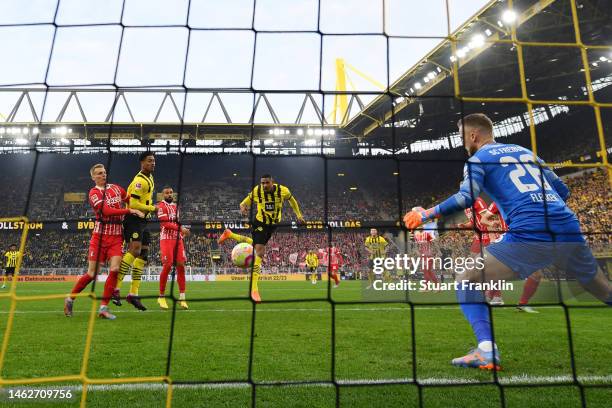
231, 242, 254, 268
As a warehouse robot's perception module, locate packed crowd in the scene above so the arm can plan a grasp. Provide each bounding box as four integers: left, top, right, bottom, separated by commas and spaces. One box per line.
2, 229, 397, 272
1, 164, 608, 271
565, 169, 611, 250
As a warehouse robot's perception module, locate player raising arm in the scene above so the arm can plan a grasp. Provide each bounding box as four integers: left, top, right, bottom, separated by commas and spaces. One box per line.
403, 113, 611, 371
64, 164, 144, 319
218, 174, 305, 302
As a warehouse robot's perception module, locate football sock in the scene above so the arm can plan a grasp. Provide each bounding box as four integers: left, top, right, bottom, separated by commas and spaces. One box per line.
177, 264, 186, 293
101, 270, 118, 306
2, 276, 6, 285
117, 252, 136, 290
230, 232, 253, 245
251, 255, 262, 292
129, 257, 145, 295
424, 269, 438, 283
519, 275, 541, 305
70, 274, 94, 300
486, 289, 503, 299
332, 272, 340, 285
179, 292, 186, 300
456, 285, 492, 344
159, 264, 171, 295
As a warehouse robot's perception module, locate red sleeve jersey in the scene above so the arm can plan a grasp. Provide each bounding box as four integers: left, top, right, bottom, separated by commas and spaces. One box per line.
89, 184, 129, 236
464, 197, 489, 244
157, 201, 181, 241
488, 201, 508, 231
329, 246, 342, 266
414, 230, 433, 256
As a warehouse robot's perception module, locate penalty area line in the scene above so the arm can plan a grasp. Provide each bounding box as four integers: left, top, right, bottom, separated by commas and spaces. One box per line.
0, 305, 565, 314
24, 375, 612, 392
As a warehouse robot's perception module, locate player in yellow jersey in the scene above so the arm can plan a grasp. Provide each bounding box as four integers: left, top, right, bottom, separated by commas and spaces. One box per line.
114, 151, 158, 311
218, 174, 305, 302
3, 244, 20, 289
364, 228, 388, 289
305, 250, 319, 285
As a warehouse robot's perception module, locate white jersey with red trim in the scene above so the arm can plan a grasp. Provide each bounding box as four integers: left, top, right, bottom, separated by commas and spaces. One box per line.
329, 246, 343, 266
414, 221, 437, 256
464, 196, 490, 244
88, 184, 128, 236
158, 200, 182, 241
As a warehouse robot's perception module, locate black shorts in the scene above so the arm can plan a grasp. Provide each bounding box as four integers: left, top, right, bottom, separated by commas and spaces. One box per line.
5, 267, 15, 276
123, 214, 151, 246
308, 266, 317, 272
251, 220, 276, 246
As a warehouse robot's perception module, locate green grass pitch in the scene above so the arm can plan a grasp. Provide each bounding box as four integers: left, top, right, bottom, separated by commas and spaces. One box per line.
0, 281, 609, 407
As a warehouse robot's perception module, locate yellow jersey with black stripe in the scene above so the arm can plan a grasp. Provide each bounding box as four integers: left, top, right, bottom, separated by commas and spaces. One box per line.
4, 251, 19, 268
365, 236, 388, 259
127, 171, 156, 217
305, 253, 319, 268
241, 183, 302, 225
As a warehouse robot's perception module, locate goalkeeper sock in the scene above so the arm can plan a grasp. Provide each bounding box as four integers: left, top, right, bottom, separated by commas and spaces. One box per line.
159, 264, 171, 296
101, 270, 118, 306
117, 252, 136, 290
70, 274, 93, 300
230, 232, 253, 245
177, 264, 186, 293
130, 257, 145, 296
251, 255, 262, 292
456, 285, 492, 344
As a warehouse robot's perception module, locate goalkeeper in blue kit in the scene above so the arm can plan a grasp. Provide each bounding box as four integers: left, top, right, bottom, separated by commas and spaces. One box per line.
404, 113, 611, 371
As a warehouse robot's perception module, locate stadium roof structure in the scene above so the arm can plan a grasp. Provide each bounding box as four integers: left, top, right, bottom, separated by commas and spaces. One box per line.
0, 0, 610, 156
341, 0, 612, 149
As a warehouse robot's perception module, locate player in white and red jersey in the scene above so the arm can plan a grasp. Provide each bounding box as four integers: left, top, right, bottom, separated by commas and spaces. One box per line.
486, 201, 508, 242
64, 164, 144, 319
157, 186, 190, 310
457, 197, 491, 254
328, 244, 342, 287
413, 209, 439, 288
456, 197, 503, 304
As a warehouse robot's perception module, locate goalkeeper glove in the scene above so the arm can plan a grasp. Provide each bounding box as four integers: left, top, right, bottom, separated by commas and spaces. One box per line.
403, 207, 437, 229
